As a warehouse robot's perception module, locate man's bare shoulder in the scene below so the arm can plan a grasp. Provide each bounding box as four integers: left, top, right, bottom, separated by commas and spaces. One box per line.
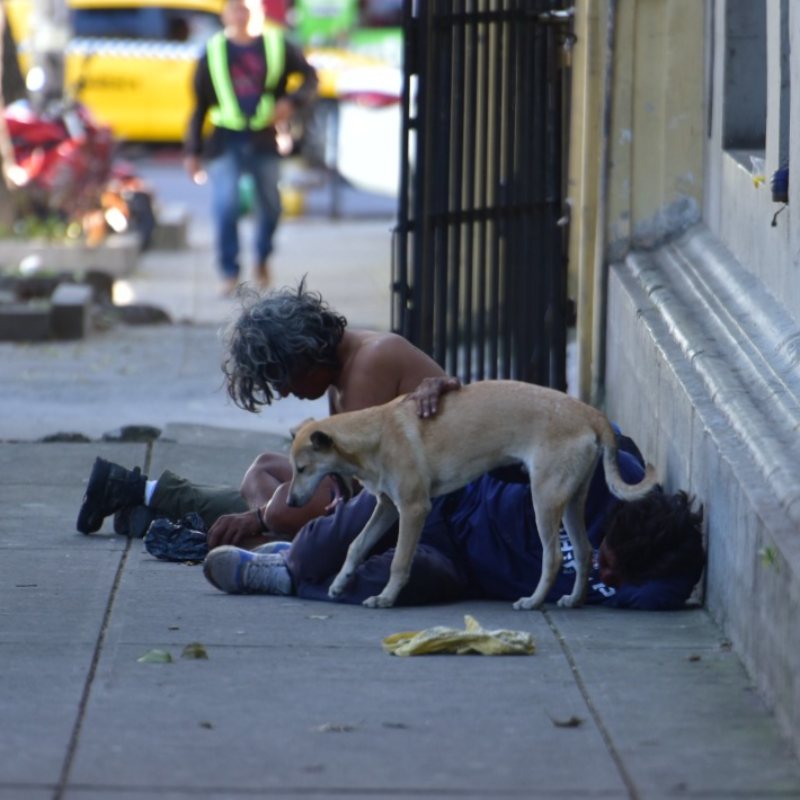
351, 331, 444, 375
352, 330, 421, 358
335, 330, 445, 413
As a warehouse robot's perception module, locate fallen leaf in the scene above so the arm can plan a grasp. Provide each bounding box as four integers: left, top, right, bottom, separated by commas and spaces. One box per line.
383, 615, 534, 656
314, 723, 356, 733
137, 649, 173, 664
181, 642, 209, 660
550, 715, 583, 728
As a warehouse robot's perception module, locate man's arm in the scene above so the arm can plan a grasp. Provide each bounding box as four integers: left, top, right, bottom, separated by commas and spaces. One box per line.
184, 54, 211, 158
184, 54, 212, 181
278, 38, 319, 109
206, 476, 337, 548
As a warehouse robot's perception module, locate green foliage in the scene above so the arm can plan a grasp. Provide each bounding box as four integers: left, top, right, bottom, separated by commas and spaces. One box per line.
0, 214, 85, 245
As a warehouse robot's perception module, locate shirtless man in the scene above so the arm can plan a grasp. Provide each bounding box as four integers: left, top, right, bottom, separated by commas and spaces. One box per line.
208, 279, 458, 546
75, 281, 458, 549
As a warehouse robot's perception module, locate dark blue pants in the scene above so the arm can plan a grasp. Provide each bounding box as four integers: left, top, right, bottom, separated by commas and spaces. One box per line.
285, 491, 470, 605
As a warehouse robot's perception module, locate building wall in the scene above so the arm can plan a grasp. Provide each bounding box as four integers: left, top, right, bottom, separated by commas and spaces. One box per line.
705, 0, 800, 318
569, 0, 704, 402
570, 0, 800, 754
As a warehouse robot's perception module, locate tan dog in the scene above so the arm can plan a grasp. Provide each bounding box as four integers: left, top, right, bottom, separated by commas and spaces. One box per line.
287, 380, 658, 609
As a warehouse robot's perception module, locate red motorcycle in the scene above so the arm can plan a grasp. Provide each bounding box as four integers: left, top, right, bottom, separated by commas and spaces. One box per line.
3, 98, 155, 247
4, 98, 114, 221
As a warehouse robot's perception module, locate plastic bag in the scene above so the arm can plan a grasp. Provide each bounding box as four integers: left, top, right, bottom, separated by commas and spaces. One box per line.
144, 512, 208, 562
382, 614, 535, 656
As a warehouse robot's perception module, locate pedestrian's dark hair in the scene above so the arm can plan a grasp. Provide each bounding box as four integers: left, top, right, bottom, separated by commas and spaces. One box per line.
221, 279, 347, 411
603, 490, 705, 586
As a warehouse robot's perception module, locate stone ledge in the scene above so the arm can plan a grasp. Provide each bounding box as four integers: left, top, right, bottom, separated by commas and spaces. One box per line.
0, 282, 95, 341
51, 283, 93, 340
0, 303, 51, 340
625, 227, 800, 523
0, 232, 140, 277
605, 222, 800, 757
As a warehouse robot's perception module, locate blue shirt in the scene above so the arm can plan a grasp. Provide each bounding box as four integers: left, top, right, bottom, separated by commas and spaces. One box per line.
288, 448, 700, 610
422, 452, 697, 609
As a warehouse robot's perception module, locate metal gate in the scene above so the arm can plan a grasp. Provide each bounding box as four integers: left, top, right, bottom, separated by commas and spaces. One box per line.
392, 0, 572, 388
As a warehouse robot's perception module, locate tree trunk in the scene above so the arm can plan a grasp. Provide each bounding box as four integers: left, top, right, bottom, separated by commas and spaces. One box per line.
0, 6, 26, 231
2, 12, 26, 102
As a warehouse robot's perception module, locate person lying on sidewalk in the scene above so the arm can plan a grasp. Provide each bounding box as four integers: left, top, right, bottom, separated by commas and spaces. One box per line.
201, 440, 706, 611
75, 280, 458, 550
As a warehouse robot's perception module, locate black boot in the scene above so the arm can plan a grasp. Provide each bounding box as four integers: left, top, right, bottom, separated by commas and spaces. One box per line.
76, 457, 147, 534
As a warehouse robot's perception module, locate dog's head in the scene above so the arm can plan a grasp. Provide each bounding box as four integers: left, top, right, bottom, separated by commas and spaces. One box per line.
287, 419, 357, 507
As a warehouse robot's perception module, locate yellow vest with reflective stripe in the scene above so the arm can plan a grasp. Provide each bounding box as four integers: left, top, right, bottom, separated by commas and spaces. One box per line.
207, 26, 286, 131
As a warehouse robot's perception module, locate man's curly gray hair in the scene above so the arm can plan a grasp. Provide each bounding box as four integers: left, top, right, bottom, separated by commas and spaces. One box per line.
222, 280, 347, 411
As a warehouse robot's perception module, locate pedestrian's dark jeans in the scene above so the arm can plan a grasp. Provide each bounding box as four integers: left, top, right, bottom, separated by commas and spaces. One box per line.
207, 138, 281, 279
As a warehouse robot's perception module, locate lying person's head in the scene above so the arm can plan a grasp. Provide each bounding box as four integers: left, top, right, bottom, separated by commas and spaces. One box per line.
598, 490, 705, 590
222, 279, 347, 411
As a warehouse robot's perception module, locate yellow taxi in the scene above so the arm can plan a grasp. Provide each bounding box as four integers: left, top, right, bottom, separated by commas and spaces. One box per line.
6, 0, 228, 142
4, 0, 398, 145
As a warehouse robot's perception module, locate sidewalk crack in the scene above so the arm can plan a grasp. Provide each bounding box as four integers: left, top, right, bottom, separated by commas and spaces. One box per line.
53, 536, 134, 800
543, 609, 640, 800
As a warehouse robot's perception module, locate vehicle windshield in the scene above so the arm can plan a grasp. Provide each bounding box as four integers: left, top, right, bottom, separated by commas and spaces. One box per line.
71, 7, 219, 44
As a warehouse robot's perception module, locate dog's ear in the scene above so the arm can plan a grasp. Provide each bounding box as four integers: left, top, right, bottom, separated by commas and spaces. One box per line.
310, 430, 334, 451
290, 418, 315, 441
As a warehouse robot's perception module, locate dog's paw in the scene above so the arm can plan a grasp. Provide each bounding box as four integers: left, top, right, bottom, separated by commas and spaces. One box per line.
556, 594, 584, 609
328, 578, 347, 598
512, 595, 542, 611
329, 566, 355, 597
363, 594, 395, 608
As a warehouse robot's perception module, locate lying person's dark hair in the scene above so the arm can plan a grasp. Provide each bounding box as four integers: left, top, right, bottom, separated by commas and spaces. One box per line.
603, 490, 705, 587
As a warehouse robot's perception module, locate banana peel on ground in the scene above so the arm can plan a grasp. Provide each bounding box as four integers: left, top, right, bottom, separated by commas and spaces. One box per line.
382, 614, 535, 656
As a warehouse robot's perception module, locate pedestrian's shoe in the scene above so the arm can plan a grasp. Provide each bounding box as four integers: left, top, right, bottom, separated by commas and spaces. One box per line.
203, 546, 292, 595
76, 458, 147, 534
255, 260, 271, 290
144, 513, 208, 562
113, 505, 159, 539
221, 276, 239, 297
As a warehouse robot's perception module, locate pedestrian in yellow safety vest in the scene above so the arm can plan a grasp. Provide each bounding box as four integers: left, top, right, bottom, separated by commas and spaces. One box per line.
184, 0, 318, 295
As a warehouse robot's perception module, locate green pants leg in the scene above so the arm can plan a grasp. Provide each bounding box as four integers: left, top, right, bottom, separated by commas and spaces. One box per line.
150, 469, 248, 530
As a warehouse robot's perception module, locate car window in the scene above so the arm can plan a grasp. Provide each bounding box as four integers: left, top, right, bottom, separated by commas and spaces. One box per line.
71, 7, 220, 44
72, 8, 168, 39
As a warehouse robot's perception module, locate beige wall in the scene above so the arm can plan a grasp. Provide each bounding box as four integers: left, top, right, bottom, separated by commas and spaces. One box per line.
568, 0, 705, 403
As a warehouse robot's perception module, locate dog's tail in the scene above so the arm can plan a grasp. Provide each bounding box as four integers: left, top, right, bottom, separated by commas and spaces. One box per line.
599, 423, 659, 501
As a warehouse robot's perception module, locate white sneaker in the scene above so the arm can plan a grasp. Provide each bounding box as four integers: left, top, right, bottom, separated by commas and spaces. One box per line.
251, 540, 291, 555
203, 546, 292, 595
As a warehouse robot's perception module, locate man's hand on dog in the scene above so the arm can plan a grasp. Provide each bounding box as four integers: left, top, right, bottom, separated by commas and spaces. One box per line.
408, 376, 461, 418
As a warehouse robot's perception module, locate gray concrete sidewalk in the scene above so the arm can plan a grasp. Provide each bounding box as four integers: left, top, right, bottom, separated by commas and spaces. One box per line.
3, 428, 800, 799
0, 212, 392, 441
1, 188, 800, 797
